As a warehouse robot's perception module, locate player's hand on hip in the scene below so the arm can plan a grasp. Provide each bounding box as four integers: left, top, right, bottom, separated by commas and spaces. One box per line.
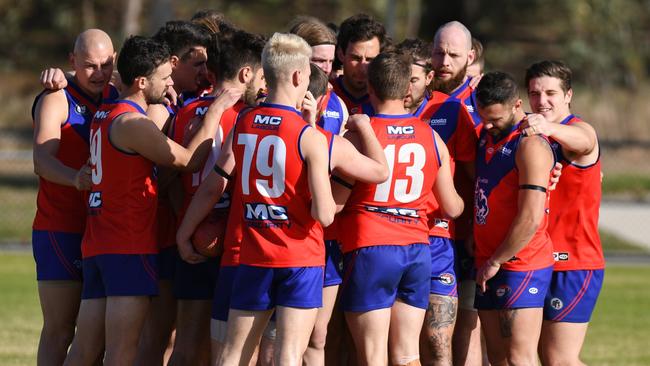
477, 259, 500, 293
40, 68, 67, 90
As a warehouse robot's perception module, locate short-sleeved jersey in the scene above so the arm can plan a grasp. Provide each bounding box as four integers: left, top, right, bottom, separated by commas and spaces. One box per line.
171, 97, 245, 218
448, 78, 481, 130
548, 115, 604, 271
318, 89, 348, 134
233, 102, 324, 267
338, 114, 441, 253
82, 100, 158, 257
416, 91, 477, 239
474, 124, 554, 271
332, 76, 374, 116
32, 81, 118, 234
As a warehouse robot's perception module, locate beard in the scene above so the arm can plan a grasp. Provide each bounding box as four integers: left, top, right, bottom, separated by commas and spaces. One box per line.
433, 63, 468, 95
145, 87, 168, 105
243, 81, 258, 106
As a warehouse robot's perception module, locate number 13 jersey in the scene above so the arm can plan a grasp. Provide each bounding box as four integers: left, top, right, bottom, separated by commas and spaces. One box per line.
338, 114, 441, 253
233, 102, 325, 268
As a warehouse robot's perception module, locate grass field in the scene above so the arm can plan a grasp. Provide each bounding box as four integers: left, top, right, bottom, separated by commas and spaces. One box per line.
0, 253, 649, 365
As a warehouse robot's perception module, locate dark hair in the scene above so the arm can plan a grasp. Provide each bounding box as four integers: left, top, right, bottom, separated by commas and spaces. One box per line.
475, 71, 519, 107
368, 52, 411, 101
308, 63, 328, 99
395, 38, 432, 72
471, 37, 485, 69
205, 34, 221, 77
337, 13, 386, 54
191, 9, 238, 37
153, 20, 211, 59
525, 60, 572, 93
215, 30, 266, 83
289, 16, 337, 46
118, 36, 170, 86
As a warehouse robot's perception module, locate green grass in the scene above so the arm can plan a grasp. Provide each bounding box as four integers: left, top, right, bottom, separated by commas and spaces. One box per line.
602, 174, 650, 197
0, 253, 649, 365
0, 186, 36, 242
600, 230, 648, 253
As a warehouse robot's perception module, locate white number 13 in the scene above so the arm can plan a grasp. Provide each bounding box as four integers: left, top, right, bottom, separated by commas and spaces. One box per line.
373, 143, 426, 203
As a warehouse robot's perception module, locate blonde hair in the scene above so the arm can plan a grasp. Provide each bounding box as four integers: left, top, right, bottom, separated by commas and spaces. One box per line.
262, 32, 312, 87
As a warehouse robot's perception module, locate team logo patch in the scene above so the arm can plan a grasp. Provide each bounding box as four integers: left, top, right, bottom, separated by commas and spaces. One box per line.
253, 114, 282, 130
474, 187, 489, 225
438, 273, 455, 286
528, 287, 539, 295
496, 285, 511, 297
465, 104, 475, 113
429, 118, 447, 126
550, 297, 564, 310
75, 104, 87, 116
553, 252, 570, 261
324, 110, 340, 119
73, 259, 82, 270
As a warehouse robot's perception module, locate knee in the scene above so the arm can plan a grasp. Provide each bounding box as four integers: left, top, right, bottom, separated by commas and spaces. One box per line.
308, 325, 328, 350
507, 354, 538, 366
42, 322, 75, 345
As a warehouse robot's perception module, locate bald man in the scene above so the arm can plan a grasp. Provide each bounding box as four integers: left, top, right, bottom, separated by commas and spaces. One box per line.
31, 28, 116, 366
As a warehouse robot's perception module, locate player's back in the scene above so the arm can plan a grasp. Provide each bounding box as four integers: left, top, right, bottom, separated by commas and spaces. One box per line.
339, 113, 440, 253
233, 102, 324, 267
474, 127, 553, 271
83, 100, 158, 257
548, 115, 604, 270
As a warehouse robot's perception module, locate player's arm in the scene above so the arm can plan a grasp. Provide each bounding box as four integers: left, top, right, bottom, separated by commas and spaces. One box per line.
477, 135, 554, 291
432, 132, 464, 219
521, 113, 597, 157
33, 90, 91, 190
332, 114, 389, 184
176, 129, 235, 264
112, 88, 241, 172
301, 127, 336, 227
337, 95, 349, 134
147, 103, 172, 131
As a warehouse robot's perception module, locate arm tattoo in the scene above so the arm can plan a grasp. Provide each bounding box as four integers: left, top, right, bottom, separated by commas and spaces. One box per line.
498, 309, 518, 337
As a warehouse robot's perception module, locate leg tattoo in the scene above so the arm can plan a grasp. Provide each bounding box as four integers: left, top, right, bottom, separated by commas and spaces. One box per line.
498, 309, 517, 338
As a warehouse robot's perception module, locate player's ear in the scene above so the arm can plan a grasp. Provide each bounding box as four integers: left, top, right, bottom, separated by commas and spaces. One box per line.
68, 52, 76, 69
425, 70, 434, 86
565, 88, 573, 104
292, 69, 301, 87
170, 55, 180, 69
134, 76, 147, 91
467, 48, 476, 67
240, 66, 252, 84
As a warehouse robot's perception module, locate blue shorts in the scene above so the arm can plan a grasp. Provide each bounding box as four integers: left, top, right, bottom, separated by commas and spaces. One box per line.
475, 266, 553, 310
454, 239, 476, 282
341, 244, 431, 312
32, 230, 82, 281
173, 255, 220, 300
82, 254, 158, 299
158, 246, 178, 281
230, 265, 323, 310
428, 236, 457, 297
324, 240, 343, 287
212, 265, 238, 321
544, 269, 604, 323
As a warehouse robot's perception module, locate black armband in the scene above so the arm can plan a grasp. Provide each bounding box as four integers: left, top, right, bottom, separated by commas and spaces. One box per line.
519, 184, 547, 193
331, 175, 353, 190
214, 165, 233, 180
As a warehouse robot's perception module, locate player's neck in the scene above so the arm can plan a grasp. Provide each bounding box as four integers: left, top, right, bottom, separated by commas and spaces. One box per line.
341, 76, 367, 99
264, 87, 299, 110
120, 90, 148, 112
449, 75, 469, 95
374, 99, 409, 115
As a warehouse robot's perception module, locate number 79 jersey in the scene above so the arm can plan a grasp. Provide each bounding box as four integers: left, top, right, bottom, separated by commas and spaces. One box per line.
338, 114, 441, 253
233, 102, 325, 268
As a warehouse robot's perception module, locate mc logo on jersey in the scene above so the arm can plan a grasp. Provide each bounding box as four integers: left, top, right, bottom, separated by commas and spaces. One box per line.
88, 191, 102, 208
253, 114, 282, 130
387, 125, 414, 135
93, 110, 110, 120
195, 106, 209, 116
245, 203, 288, 221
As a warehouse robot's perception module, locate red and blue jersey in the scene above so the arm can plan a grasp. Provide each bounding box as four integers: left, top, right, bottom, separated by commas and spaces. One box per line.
318, 89, 347, 134
448, 78, 482, 131
473, 123, 554, 271
416, 91, 477, 239
234, 102, 324, 267
32, 81, 118, 234
332, 76, 374, 116
83, 100, 158, 257
338, 114, 441, 253
548, 115, 604, 271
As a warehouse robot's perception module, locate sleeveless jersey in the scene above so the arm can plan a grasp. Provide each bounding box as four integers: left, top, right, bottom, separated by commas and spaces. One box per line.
332, 76, 374, 116
448, 78, 481, 130
318, 89, 347, 134
234, 102, 324, 267
338, 114, 440, 253
32, 81, 117, 233
474, 124, 554, 271
548, 115, 604, 270
316, 126, 337, 241
82, 100, 158, 257
171, 97, 245, 218
416, 91, 477, 239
